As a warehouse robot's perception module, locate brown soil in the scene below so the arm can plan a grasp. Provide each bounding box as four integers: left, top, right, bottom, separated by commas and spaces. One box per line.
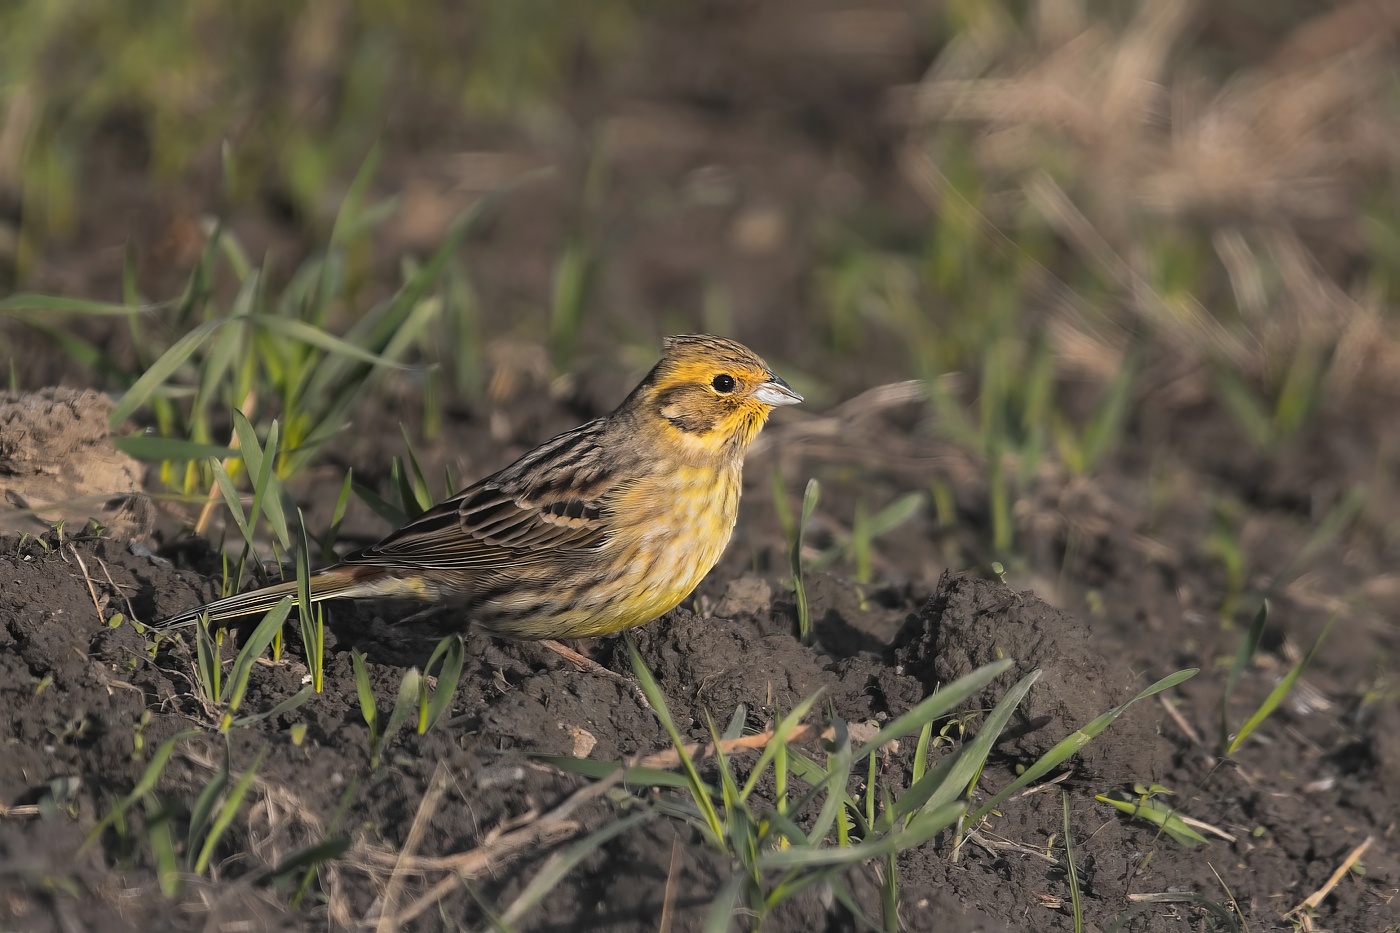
0, 388, 1396, 931
2, 1, 1399, 930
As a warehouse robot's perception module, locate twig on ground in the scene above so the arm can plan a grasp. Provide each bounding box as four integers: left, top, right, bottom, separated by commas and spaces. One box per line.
94, 553, 139, 623
373, 762, 450, 933
658, 836, 683, 933
68, 544, 107, 626
368, 762, 626, 928
1288, 835, 1372, 924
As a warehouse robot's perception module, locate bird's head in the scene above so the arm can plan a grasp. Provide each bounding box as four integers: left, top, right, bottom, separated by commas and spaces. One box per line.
622, 334, 802, 458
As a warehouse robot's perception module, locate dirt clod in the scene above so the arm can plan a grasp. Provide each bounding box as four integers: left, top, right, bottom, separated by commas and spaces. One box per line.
0, 387, 153, 540
894, 573, 1158, 782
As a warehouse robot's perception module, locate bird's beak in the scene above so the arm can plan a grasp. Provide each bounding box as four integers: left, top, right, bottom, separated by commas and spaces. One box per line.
753, 375, 803, 407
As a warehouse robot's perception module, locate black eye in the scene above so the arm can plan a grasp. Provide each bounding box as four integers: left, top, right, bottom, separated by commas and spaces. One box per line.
711, 374, 736, 393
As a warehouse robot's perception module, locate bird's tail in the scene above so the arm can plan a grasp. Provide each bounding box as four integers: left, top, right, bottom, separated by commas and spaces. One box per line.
158, 565, 384, 629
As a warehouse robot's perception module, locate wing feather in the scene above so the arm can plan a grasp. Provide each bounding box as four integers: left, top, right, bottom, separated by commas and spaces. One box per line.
341, 420, 614, 571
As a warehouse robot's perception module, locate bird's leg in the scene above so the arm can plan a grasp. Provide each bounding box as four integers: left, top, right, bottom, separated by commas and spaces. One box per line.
539, 639, 652, 710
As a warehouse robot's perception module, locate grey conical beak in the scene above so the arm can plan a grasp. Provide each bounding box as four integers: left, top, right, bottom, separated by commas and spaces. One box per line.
753, 375, 803, 407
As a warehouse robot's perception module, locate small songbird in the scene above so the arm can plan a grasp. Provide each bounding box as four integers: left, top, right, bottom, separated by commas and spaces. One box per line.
160, 335, 801, 642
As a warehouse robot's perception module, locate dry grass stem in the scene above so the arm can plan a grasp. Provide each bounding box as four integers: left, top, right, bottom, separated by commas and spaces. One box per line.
1289, 834, 1373, 920
658, 835, 683, 933
373, 762, 450, 933
68, 543, 107, 626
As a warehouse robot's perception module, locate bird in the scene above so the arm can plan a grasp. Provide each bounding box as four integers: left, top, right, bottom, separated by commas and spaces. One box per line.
160, 335, 802, 651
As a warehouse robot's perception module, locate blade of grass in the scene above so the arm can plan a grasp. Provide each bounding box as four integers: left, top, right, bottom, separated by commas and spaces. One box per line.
1095, 792, 1208, 848
704, 874, 748, 933
804, 719, 853, 847
371, 668, 422, 767
194, 746, 268, 873
229, 685, 315, 729
294, 508, 323, 692
739, 692, 823, 801
108, 319, 224, 427
0, 294, 147, 315
322, 470, 355, 564
1225, 614, 1335, 756
791, 479, 820, 641
854, 658, 1013, 762
969, 668, 1198, 823
1220, 602, 1269, 753
112, 436, 237, 463
186, 752, 230, 864
626, 633, 725, 848
901, 670, 1039, 820
81, 730, 199, 852
757, 802, 965, 870
1063, 793, 1083, 933
419, 635, 464, 734
220, 598, 294, 731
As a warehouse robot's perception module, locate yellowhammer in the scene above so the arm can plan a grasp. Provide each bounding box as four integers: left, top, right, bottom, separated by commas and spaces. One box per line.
162, 335, 801, 644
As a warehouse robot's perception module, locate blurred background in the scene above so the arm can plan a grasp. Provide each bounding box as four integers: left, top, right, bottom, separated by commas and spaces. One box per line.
1, 0, 1398, 628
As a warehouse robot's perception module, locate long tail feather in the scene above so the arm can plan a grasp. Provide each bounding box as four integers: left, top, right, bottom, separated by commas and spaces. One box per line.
158, 567, 372, 628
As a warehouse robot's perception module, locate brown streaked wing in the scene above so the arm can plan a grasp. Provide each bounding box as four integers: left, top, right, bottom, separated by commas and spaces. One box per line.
342, 482, 610, 570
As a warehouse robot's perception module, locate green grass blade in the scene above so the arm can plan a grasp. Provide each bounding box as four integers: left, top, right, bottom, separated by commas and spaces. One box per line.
1063, 793, 1083, 933
143, 797, 180, 897
399, 425, 435, 512
112, 436, 236, 463
1095, 793, 1208, 848
969, 668, 1198, 823
739, 691, 823, 801
352, 479, 408, 527
221, 598, 294, 729
1079, 357, 1135, 471
497, 811, 651, 927
626, 633, 725, 847
1226, 614, 1335, 756
914, 670, 1039, 817
247, 314, 417, 369
194, 746, 267, 873
704, 874, 748, 933
1221, 602, 1269, 753
805, 719, 854, 846
186, 752, 231, 862
322, 469, 355, 564
208, 459, 253, 551
763, 810, 810, 848
237, 414, 290, 550
757, 802, 965, 870
229, 685, 315, 729
420, 635, 464, 734
19, 321, 130, 386
329, 143, 383, 248
854, 658, 1013, 762
865, 492, 926, 538
81, 730, 199, 852
911, 721, 933, 787
721, 704, 748, 741
0, 294, 146, 315
108, 319, 223, 426
791, 478, 820, 640
193, 613, 222, 702
1213, 368, 1273, 448
294, 508, 322, 692
372, 668, 422, 767
352, 649, 377, 734
267, 835, 353, 883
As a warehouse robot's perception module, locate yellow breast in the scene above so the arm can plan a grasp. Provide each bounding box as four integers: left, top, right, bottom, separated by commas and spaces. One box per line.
582, 460, 742, 634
